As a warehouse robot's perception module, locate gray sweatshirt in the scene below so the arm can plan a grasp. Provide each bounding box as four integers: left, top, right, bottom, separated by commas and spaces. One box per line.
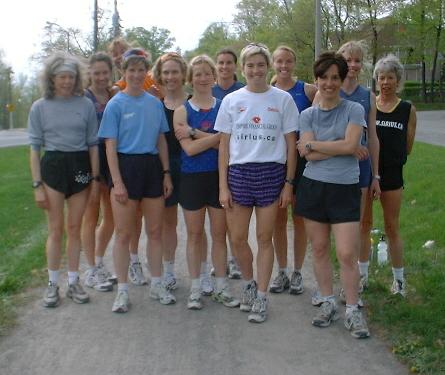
28, 96, 98, 151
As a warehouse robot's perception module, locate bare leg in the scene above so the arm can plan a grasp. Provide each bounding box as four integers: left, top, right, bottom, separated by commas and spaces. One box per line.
162, 205, 178, 263
380, 189, 403, 267
81, 188, 100, 267
255, 201, 280, 293
207, 207, 227, 278
292, 214, 307, 269
332, 222, 360, 305
226, 204, 254, 280
65, 188, 90, 272
359, 188, 373, 263
304, 219, 332, 297
272, 206, 288, 269
95, 185, 114, 258
43, 184, 65, 271
183, 208, 206, 279
130, 203, 142, 255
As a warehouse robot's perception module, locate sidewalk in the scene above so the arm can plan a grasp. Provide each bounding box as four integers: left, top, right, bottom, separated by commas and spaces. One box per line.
0, 212, 407, 375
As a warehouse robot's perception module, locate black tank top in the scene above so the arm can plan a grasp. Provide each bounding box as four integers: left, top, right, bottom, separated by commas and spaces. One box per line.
376, 100, 411, 167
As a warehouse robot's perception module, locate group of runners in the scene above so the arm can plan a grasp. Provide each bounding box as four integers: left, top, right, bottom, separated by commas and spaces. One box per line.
27, 37, 416, 339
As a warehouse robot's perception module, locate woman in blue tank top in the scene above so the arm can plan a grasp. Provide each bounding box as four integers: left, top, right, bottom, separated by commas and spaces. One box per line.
337, 41, 381, 298
173, 55, 239, 310
269, 45, 317, 297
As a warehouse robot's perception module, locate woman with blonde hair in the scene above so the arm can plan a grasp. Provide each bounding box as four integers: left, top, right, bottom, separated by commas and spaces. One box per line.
28, 52, 99, 307
216, 43, 298, 323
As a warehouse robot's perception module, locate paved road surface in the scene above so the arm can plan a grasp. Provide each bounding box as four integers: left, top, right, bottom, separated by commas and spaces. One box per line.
0, 129, 28, 148
0, 213, 408, 375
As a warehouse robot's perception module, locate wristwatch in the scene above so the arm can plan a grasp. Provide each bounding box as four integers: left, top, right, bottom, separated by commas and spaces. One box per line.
189, 128, 197, 140
305, 142, 312, 152
92, 175, 101, 182
373, 175, 381, 181
32, 181, 42, 189
285, 178, 295, 186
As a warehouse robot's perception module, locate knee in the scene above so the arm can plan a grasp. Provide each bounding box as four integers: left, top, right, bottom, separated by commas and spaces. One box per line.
256, 231, 273, 249
114, 228, 132, 245
384, 219, 400, 239
187, 228, 204, 244
311, 242, 330, 260
337, 252, 357, 269
66, 221, 82, 238
48, 225, 64, 243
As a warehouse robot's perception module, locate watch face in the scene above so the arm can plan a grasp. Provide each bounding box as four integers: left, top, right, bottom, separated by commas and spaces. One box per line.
32, 181, 42, 188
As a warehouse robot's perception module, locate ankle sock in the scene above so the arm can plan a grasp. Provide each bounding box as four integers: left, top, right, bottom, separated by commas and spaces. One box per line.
68, 271, 79, 285
48, 269, 59, 285
130, 253, 139, 264
358, 261, 369, 278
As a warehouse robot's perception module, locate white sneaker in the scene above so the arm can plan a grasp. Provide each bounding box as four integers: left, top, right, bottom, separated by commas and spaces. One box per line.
391, 279, 407, 297
212, 286, 240, 308
164, 272, 177, 290
97, 263, 117, 285
187, 288, 203, 310
200, 273, 214, 296
344, 309, 370, 338
112, 290, 130, 313
149, 282, 176, 305
84, 268, 113, 292
129, 262, 147, 286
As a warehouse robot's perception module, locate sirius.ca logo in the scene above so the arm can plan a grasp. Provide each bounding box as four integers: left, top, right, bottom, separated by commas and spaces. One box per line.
252, 116, 261, 124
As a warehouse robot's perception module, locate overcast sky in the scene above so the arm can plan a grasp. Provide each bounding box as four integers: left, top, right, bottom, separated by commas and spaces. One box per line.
1, 0, 239, 77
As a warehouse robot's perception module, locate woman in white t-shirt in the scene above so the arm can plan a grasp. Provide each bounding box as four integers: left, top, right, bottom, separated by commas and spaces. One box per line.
215, 43, 298, 323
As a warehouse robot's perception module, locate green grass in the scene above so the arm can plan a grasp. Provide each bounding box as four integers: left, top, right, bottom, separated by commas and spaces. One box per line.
0, 146, 47, 335
363, 142, 445, 374
411, 101, 445, 111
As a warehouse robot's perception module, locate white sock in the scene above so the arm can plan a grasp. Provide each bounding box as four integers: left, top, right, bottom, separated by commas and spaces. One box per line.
279, 267, 287, 274
151, 277, 162, 286
163, 260, 174, 275
346, 304, 358, 315
392, 267, 404, 281
215, 277, 226, 292
95, 256, 104, 266
293, 268, 301, 273
229, 255, 236, 262
118, 283, 129, 292
68, 271, 79, 285
358, 261, 369, 278
320, 294, 336, 303
257, 290, 267, 299
130, 253, 139, 264
200, 261, 208, 275
242, 279, 254, 288
191, 278, 200, 290
48, 269, 59, 285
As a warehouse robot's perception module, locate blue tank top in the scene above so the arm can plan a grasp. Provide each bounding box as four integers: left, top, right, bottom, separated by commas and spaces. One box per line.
340, 85, 370, 145
181, 99, 221, 173
287, 80, 312, 113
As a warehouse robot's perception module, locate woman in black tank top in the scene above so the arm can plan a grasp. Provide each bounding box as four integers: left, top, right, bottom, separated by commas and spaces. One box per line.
373, 54, 417, 297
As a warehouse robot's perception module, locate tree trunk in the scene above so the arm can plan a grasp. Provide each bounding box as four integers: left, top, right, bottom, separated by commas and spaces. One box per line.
420, 6, 427, 102
430, 0, 443, 103
366, 0, 378, 92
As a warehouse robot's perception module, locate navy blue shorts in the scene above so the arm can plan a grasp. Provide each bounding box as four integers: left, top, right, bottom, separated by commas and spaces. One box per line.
115, 153, 163, 201
179, 171, 221, 210
295, 176, 360, 224
228, 163, 285, 207
98, 143, 110, 184
359, 158, 372, 188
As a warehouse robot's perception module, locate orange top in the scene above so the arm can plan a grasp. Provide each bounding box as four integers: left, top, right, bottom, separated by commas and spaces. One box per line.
114, 72, 163, 98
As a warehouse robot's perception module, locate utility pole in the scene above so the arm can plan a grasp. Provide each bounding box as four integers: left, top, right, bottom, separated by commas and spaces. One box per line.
315, 0, 321, 60
93, 0, 99, 52
6, 67, 14, 130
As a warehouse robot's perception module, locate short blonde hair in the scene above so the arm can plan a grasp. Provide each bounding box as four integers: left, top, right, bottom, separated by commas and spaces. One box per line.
152, 52, 188, 86
187, 55, 217, 84
337, 40, 367, 61
240, 43, 271, 68
272, 45, 297, 63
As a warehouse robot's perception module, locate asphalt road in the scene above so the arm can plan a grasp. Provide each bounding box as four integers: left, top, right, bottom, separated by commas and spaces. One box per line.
0, 213, 408, 375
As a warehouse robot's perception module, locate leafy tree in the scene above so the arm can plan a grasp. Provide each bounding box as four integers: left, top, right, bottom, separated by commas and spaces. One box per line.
124, 26, 175, 61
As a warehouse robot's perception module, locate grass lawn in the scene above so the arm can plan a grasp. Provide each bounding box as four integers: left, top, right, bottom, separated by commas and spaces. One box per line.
364, 142, 445, 374
0, 146, 47, 335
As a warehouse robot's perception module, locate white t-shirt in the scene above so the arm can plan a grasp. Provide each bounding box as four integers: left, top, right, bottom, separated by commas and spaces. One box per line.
214, 86, 299, 165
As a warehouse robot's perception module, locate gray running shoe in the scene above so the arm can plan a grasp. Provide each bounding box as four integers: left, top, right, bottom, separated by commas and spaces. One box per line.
43, 281, 60, 308
84, 268, 113, 292
289, 270, 304, 295
129, 262, 147, 286
149, 282, 176, 305
311, 290, 323, 306
312, 300, 339, 328
391, 279, 406, 297
339, 288, 364, 308
228, 259, 242, 279
248, 297, 268, 323
66, 279, 90, 304
269, 271, 290, 293
200, 273, 214, 296
240, 280, 257, 312
212, 286, 240, 308
344, 309, 370, 339
97, 263, 117, 285
112, 290, 130, 313
187, 288, 203, 310
164, 272, 177, 290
